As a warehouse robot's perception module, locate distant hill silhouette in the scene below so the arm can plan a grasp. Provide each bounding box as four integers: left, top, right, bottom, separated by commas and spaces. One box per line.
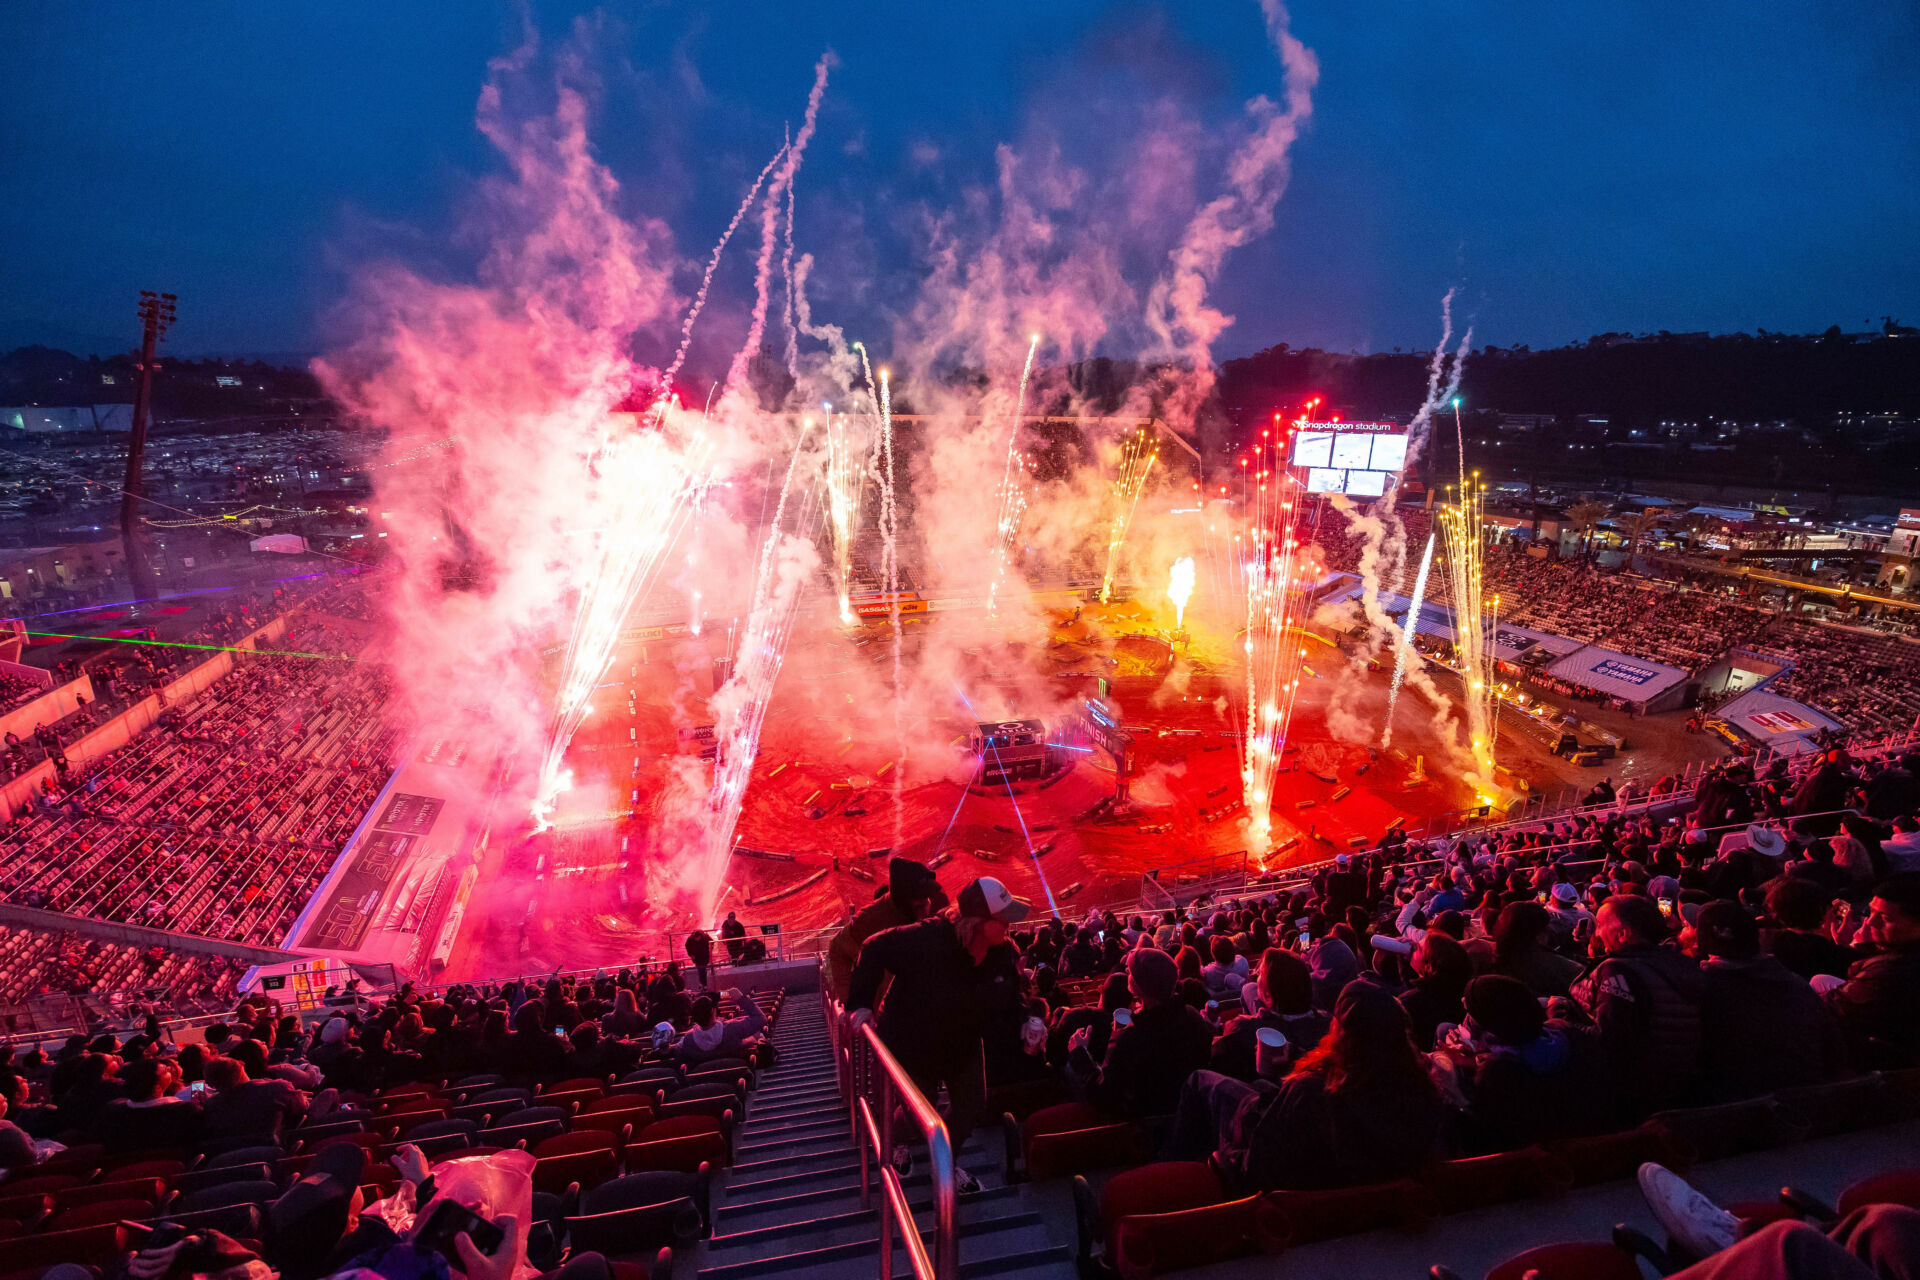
1217, 327, 1920, 428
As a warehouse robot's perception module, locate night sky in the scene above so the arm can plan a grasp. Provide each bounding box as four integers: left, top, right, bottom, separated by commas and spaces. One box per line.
5, 1, 1917, 361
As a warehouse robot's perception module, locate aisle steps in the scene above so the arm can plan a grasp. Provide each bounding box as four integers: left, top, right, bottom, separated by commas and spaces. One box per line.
685, 990, 1073, 1280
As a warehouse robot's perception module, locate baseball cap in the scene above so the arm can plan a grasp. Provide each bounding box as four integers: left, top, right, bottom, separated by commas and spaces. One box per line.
1551, 882, 1579, 905
958, 876, 1030, 924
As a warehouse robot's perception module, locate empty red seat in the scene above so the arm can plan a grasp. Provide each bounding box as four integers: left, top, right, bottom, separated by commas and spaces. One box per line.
1484, 1241, 1648, 1280
1837, 1169, 1920, 1218
1090, 1161, 1262, 1279
628, 1116, 729, 1174
1419, 1146, 1572, 1215
1546, 1124, 1684, 1187
1258, 1178, 1437, 1249
45, 1199, 155, 1234
531, 1131, 620, 1195
1020, 1102, 1145, 1181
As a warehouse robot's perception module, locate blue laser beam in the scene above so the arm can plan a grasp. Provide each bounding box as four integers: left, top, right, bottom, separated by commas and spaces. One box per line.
953, 684, 1061, 917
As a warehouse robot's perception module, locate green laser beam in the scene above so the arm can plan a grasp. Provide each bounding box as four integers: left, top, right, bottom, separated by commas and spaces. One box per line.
23, 632, 348, 661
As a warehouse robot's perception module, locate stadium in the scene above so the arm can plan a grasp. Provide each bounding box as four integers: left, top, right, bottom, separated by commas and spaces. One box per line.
6, 7, 1920, 1280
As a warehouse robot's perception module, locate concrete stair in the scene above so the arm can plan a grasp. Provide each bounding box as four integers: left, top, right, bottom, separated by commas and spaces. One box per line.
687, 991, 1073, 1280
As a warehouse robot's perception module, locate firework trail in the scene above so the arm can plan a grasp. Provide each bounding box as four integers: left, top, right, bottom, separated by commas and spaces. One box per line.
536, 421, 710, 825
851, 342, 907, 843
1167, 556, 1195, 629
660, 142, 789, 393
1099, 427, 1160, 603
696, 425, 821, 917
1381, 529, 1435, 748
780, 128, 802, 388
718, 58, 830, 409
984, 334, 1041, 619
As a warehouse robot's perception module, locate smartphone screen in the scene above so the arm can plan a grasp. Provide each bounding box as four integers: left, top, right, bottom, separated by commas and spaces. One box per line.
1658, 897, 1674, 918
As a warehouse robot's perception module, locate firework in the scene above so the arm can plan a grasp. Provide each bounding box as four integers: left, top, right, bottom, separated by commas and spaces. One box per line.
1437, 470, 1500, 788
1381, 529, 1435, 749
1240, 429, 1313, 854
695, 424, 820, 917
985, 334, 1041, 619
1099, 426, 1160, 603
823, 412, 864, 625
1167, 556, 1195, 629
536, 418, 709, 826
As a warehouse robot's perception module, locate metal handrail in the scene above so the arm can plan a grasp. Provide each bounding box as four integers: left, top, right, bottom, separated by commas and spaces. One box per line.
827, 985, 957, 1280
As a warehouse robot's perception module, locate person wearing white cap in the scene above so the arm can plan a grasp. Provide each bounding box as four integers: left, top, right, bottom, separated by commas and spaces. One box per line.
847, 875, 1030, 1195
1545, 880, 1593, 939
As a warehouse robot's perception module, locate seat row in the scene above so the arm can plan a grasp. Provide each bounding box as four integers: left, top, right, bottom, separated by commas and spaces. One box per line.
1047, 1069, 1920, 1278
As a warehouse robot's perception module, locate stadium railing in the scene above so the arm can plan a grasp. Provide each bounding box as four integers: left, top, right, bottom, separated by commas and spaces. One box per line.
828, 985, 958, 1280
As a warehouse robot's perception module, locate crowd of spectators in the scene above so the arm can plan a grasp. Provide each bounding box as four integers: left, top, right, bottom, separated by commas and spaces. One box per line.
0, 925, 245, 1008
0, 962, 771, 1280
1767, 618, 1920, 737
842, 736, 1920, 1209
1310, 520, 1920, 735
0, 671, 49, 717
0, 583, 393, 1009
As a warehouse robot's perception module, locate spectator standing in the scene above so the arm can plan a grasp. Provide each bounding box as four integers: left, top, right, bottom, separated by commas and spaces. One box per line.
826, 858, 942, 1002
685, 928, 714, 990
720, 912, 747, 964
847, 876, 1030, 1196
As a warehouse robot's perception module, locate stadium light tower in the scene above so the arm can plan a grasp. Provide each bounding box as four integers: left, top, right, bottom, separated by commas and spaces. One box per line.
123, 290, 177, 606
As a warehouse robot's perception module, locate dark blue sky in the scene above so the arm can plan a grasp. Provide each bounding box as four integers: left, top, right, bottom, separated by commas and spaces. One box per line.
5, 1, 1917, 362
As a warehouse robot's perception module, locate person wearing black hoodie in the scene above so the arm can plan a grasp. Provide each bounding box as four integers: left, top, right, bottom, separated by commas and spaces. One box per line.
1696, 901, 1848, 1098
1069, 946, 1213, 1118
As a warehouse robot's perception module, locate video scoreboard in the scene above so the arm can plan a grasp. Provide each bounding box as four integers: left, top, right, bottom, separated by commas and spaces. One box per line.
1289, 421, 1408, 498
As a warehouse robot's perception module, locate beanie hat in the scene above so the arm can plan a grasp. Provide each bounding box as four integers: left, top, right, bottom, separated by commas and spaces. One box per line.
887, 857, 938, 902
1332, 979, 1409, 1047
1125, 947, 1179, 1004
1465, 974, 1547, 1043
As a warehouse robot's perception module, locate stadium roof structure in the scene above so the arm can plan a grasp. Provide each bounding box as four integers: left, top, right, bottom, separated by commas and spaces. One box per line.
1375, 592, 1586, 662
1546, 644, 1691, 703
1714, 687, 1843, 756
